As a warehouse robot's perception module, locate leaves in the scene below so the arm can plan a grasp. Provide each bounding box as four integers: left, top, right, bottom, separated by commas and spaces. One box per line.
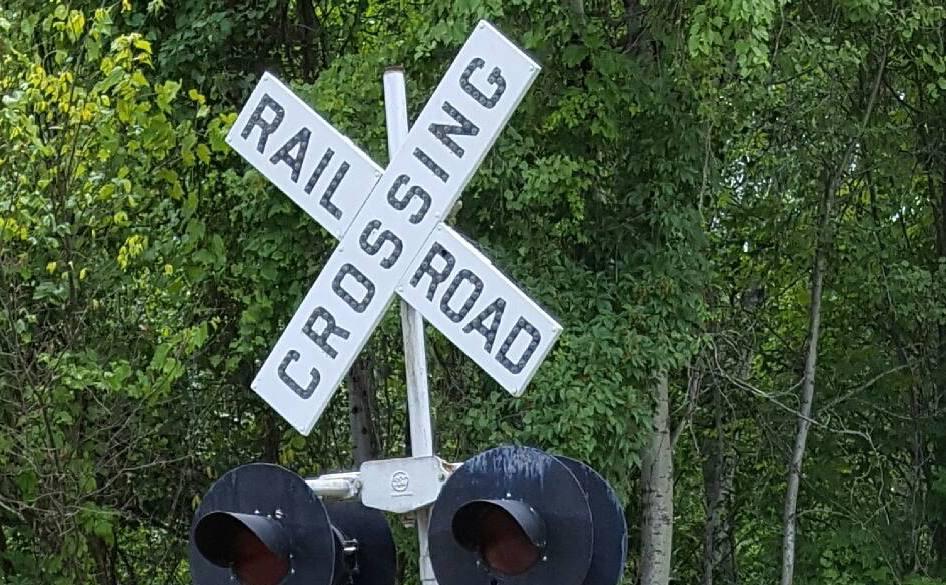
3, 1, 946, 584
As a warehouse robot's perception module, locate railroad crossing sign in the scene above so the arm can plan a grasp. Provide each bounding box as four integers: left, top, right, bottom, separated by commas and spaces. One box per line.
226, 22, 561, 435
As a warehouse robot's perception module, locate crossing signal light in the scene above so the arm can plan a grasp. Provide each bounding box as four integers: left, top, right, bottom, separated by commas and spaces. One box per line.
188, 463, 395, 585
188, 450, 624, 585
428, 445, 627, 585
194, 511, 290, 585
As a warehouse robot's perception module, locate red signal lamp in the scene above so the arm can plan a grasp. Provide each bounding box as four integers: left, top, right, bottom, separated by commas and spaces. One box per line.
193, 512, 290, 585
452, 499, 547, 575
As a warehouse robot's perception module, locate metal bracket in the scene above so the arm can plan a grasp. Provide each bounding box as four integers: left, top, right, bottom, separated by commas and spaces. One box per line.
305, 457, 460, 513
360, 456, 453, 514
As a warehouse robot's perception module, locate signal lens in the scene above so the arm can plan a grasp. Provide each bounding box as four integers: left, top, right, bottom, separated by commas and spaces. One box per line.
193, 512, 290, 585
231, 525, 290, 585
452, 501, 544, 576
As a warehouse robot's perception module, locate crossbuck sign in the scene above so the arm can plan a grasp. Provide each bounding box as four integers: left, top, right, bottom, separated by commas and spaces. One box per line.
227, 22, 561, 435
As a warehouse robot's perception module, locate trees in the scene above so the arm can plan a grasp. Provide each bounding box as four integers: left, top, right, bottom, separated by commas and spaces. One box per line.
3, 0, 946, 584
0, 5, 227, 582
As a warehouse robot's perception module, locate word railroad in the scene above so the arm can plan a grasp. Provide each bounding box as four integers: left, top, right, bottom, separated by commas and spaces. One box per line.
226, 21, 561, 435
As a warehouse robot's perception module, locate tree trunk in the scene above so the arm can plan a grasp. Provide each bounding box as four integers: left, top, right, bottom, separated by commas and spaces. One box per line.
779, 54, 885, 585
931, 168, 946, 570
779, 180, 831, 585
295, 0, 317, 81
347, 355, 377, 466
702, 383, 738, 585
641, 373, 673, 585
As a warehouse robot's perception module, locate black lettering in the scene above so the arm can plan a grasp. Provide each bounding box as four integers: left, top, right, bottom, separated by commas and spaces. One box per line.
412, 148, 449, 183
269, 127, 311, 182
463, 298, 506, 353
241, 93, 285, 153
440, 269, 484, 323
496, 317, 542, 374
304, 148, 350, 220
410, 243, 455, 301
460, 58, 506, 109
359, 220, 403, 269
277, 350, 319, 399
429, 101, 480, 158
302, 307, 350, 359
332, 263, 375, 313
387, 174, 431, 223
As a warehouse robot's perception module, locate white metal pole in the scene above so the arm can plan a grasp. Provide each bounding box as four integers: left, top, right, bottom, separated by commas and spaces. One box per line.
382, 66, 438, 585
306, 472, 361, 499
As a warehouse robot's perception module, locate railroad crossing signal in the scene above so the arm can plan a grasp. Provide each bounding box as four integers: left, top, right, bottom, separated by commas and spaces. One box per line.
225, 21, 561, 436
188, 448, 627, 585
189, 20, 627, 585
189, 464, 396, 585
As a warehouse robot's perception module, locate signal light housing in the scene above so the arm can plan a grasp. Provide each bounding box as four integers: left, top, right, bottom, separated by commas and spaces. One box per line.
188, 463, 395, 585
428, 445, 627, 585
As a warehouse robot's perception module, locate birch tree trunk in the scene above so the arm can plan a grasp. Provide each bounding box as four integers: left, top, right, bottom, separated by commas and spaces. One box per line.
779, 54, 886, 585
779, 207, 827, 585
641, 373, 673, 585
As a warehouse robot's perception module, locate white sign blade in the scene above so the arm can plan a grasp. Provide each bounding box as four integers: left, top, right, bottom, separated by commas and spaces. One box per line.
400, 227, 561, 396
252, 21, 540, 434
226, 73, 382, 239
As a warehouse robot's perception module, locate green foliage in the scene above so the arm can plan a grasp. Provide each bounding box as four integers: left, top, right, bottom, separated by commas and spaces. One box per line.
0, 2, 228, 582
3, 0, 946, 584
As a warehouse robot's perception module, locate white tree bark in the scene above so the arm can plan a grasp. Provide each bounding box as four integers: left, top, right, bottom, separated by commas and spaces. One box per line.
779, 54, 887, 585
641, 373, 673, 585
779, 226, 826, 585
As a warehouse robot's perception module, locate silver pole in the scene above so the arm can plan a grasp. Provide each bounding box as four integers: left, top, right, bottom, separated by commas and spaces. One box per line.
382, 66, 438, 585
306, 472, 361, 499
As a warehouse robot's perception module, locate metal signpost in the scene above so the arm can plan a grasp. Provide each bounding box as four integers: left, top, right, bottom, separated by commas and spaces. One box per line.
189, 20, 627, 585
382, 66, 437, 584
